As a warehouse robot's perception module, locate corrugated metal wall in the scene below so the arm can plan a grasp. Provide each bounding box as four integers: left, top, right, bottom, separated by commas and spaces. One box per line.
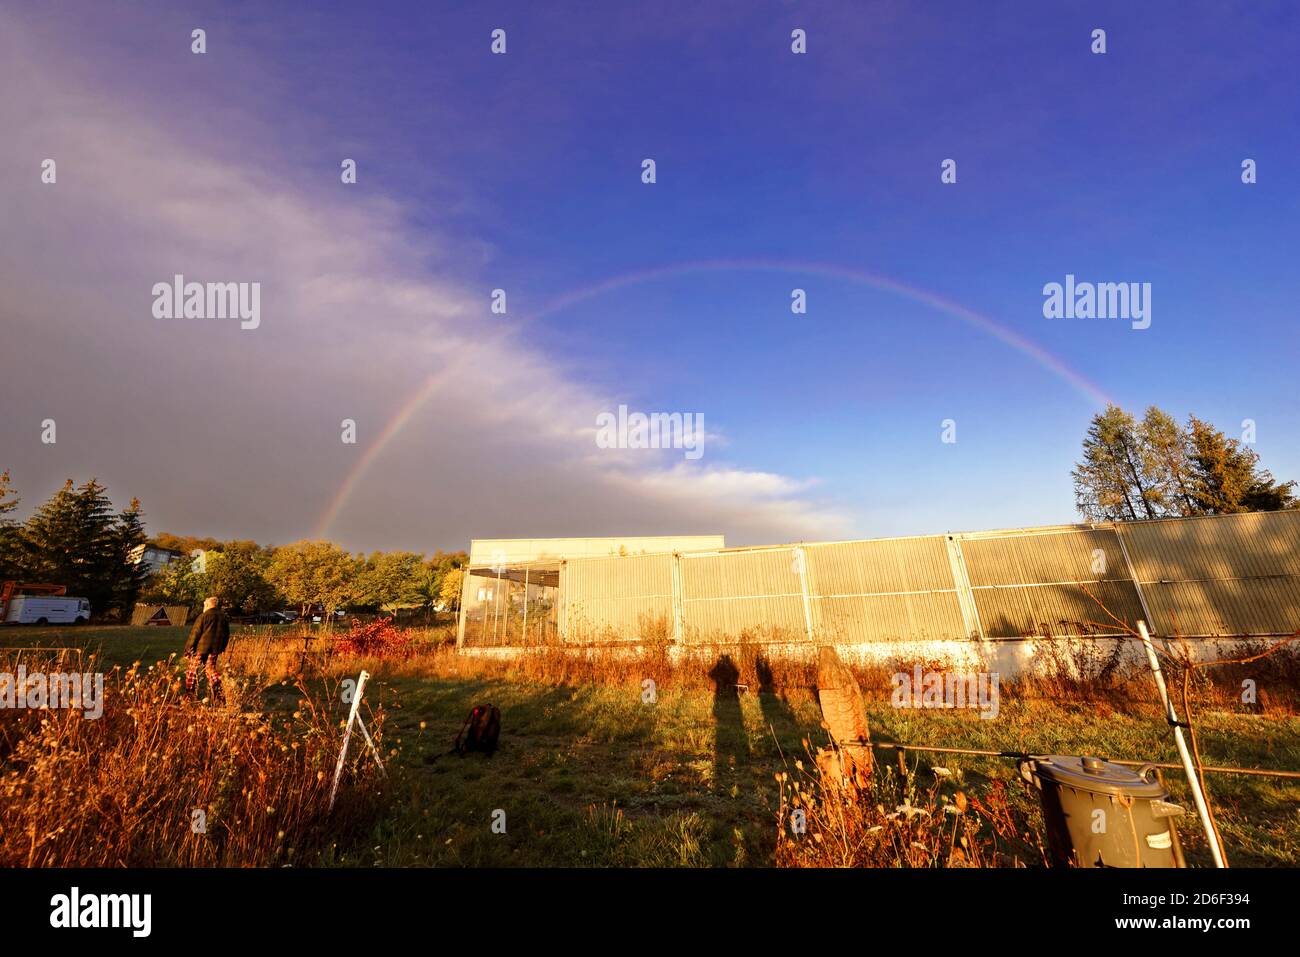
561, 553, 674, 642
549, 511, 1300, 645
961, 528, 1145, 638
1118, 510, 1300, 636
679, 548, 806, 643
805, 538, 968, 642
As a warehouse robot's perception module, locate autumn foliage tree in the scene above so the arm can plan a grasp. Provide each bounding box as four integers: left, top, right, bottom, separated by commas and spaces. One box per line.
267, 540, 363, 621
204, 541, 280, 615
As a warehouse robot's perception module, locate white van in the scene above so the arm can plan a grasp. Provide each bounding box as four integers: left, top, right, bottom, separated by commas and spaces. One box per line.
2, 596, 91, 625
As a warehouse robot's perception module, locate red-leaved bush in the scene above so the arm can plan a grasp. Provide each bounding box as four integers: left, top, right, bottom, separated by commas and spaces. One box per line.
335, 617, 414, 659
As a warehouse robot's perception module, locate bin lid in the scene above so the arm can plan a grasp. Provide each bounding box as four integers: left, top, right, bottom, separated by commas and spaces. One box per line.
1028, 755, 1167, 798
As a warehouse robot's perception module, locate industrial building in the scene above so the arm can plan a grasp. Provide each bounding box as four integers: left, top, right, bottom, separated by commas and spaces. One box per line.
457, 510, 1300, 653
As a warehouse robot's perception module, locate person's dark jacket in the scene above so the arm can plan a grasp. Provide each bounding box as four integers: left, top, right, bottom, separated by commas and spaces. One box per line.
185, 608, 231, 656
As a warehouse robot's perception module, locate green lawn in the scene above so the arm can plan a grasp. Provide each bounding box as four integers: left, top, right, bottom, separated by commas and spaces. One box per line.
4, 624, 1298, 866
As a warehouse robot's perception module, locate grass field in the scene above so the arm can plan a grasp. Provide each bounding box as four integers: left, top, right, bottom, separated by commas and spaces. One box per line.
2, 624, 1298, 867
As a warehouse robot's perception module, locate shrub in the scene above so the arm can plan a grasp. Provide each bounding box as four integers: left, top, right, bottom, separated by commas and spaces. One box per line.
335, 617, 414, 659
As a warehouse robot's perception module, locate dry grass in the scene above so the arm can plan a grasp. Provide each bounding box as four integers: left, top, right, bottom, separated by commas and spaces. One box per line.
444, 635, 1300, 718
774, 739, 1049, 868
4, 622, 1296, 868
0, 648, 388, 867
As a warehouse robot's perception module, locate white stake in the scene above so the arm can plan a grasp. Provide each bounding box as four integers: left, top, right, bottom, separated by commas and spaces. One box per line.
1136, 620, 1226, 867
329, 669, 384, 811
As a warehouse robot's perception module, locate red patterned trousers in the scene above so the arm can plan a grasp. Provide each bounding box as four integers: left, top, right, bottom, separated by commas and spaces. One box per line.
185, 652, 223, 700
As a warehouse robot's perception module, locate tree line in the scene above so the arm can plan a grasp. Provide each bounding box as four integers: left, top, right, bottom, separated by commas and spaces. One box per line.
145, 540, 466, 620
0, 472, 465, 622
1073, 405, 1296, 522
0, 474, 149, 619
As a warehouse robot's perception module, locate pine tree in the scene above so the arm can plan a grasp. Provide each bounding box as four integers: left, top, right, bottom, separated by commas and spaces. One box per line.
21, 480, 83, 584
110, 498, 150, 614
1076, 407, 1297, 521
1187, 417, 1297, 513
22, 479, 146, 618
0, 470, 21, 581
1073, 405, 1161, 521
1139, 407, 1200, 517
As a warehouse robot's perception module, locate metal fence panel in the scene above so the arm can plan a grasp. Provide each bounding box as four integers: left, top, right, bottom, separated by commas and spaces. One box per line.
960, 527, 1145, 637
815, 592, 967, 642
1119, 511, 1300, 636
680, 548, 807, 643
561, 553, 674, 642
971, 580, 1146, 638
805, 539, 965, 642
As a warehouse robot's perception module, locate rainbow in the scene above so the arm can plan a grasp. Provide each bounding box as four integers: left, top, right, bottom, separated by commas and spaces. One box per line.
314, 259, 1112, 537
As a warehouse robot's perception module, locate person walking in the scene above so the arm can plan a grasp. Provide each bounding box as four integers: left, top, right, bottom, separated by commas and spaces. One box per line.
183, 596, 230, 702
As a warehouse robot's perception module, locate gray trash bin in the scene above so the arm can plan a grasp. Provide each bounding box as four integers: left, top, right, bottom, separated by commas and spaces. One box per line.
1018, 755, 1186, 868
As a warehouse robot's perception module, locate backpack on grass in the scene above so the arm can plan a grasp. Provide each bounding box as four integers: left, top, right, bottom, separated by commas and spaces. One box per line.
454, 704, 501, 757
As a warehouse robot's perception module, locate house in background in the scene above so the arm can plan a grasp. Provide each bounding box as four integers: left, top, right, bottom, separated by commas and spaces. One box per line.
130, 603, 192, 627
128, 544, 185, 575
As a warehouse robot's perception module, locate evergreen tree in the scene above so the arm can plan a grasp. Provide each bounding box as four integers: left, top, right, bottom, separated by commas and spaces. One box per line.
0, 470, 22, 581
1075, 407, 1297, 521
1139, 406, 1200, 517
21, 480, 87, 584
1187, 417, 1297, 514
21, 479, 148, 618
1072, 405, 1161, 521
109, 498, 150, 615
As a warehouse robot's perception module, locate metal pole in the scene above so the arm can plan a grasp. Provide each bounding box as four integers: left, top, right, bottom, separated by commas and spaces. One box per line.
493, 567, 502, 644
522, 566, 530, 644
1136, 620, 1226, 867
671, 553, 685, 645
865, 740, 1300, 779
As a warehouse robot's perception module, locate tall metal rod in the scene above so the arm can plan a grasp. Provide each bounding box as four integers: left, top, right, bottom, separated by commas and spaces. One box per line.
493, 567, 503, 644
1136, 619, 1226, 867
868, 741, 1300, 780
522, 566, 530, 644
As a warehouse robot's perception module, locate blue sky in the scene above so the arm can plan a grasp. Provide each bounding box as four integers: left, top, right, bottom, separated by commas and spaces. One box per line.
2, 2, 1297, 551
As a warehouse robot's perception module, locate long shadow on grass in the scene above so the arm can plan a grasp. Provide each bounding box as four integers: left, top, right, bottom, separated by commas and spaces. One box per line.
707, 654, 749, 794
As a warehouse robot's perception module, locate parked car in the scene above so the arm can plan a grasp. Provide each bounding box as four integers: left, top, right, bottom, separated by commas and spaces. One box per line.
243, 611, 295, 625
302, 607, 347, 623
